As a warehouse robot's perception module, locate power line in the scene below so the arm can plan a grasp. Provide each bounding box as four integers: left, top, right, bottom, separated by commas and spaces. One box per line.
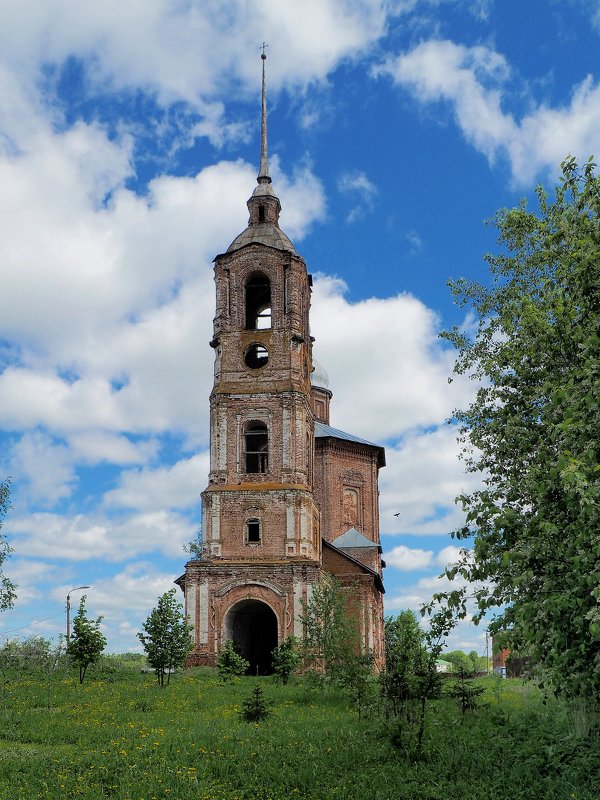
0, 612, 64, 636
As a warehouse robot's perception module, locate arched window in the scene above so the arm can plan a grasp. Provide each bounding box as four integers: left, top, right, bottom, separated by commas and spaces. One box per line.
246, 518, 261, 544
244, 421, 268, 473
245, 272, 271, 330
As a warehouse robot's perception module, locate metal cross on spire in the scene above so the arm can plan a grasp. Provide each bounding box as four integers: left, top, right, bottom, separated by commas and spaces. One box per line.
258, 43, 271, 184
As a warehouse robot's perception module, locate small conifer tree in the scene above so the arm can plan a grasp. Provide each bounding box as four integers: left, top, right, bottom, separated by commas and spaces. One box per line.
240, 685, 271, 722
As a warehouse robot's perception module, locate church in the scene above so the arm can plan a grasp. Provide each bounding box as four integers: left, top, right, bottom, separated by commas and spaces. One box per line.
177, 54, 386, 673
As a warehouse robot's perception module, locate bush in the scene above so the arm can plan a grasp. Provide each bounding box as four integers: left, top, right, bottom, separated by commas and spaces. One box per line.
271, 636, 299, 684
217, 640, 249, 682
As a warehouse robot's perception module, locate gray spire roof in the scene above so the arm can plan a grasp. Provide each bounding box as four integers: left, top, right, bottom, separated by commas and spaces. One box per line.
224, 50, 298, 257
257, 48, 271, 186
226, 225, 296, 254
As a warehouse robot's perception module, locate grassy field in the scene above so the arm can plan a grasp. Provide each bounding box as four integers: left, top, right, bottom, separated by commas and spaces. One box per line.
0, 665, 598, 800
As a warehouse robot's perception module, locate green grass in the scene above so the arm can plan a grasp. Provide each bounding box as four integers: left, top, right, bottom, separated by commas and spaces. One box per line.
0, 668, 598, 800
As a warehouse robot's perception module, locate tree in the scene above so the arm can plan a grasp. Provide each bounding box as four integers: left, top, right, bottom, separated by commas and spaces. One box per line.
239, 685, 272, 722
138, 589, 193, 687
271, 636, 299, 684
0, 478, 17, 611
67, 596, 107, 683
433, 157, 600, 701
380, 611, 442, 754
300, 575, 366, 688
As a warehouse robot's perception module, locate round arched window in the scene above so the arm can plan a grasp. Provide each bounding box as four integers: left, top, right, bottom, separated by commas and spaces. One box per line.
244, 343, 269, 369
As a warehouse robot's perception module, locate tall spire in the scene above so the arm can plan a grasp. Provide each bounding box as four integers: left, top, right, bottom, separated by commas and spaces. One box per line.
258, 44, 271, 185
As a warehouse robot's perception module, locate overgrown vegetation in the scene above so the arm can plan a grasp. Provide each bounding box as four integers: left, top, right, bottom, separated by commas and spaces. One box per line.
432, 156, 600, 702
300, 575, 373, 702
0, 657, 597, 800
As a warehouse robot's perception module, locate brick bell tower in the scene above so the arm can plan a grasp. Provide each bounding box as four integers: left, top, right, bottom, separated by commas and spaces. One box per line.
180, 52, 322, 672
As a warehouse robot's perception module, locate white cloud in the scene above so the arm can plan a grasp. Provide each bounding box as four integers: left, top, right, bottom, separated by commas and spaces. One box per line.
386, 544, 433, 571
49, 564, 181, 651
310, 276, 474, 443
436, 544, 465, 566
7, 509, 196, 562
379, 426, 481, 535
10, 431, 76, 504
376, 38, 600, 184
104, 453, 208, 512
0, 1, 394, 114
0, 149, 324, 443
69, 432, 158, 466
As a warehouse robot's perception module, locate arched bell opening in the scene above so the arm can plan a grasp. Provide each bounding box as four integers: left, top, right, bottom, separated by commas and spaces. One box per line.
223, 599, 278, 675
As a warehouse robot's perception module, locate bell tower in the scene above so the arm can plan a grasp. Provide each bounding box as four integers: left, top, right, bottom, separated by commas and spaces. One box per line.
181, 52, 322, 672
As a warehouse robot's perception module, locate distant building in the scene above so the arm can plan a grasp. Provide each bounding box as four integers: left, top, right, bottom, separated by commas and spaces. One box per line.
492, 642, 510, 677
176, 55, 386, 673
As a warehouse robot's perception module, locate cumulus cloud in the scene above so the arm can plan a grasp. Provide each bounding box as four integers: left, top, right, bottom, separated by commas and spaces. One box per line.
0, 1, 394, 112
379, 425, 481, 535
386, 544, 433, 571
8, 509, 196, 562
104, 453, 209, 512
375, 38, 600, 184
310, 276, 474, 443
9, 431, 77, 504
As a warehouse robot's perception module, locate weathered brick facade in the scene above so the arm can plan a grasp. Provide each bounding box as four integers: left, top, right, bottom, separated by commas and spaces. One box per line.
177, 57, 385, 672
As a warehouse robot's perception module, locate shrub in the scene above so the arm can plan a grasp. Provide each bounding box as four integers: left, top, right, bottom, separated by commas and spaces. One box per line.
217, 640, 249, 681
271, 636, 299, 684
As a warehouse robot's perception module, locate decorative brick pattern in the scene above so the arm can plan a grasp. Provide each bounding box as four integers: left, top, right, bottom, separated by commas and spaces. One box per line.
179, 181, 386, 672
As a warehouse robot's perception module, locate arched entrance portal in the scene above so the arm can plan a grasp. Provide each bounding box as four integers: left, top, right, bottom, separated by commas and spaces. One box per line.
224, 599, 278, 675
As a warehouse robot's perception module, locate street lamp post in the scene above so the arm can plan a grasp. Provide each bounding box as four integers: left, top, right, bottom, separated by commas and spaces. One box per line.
66, 585, 90, 644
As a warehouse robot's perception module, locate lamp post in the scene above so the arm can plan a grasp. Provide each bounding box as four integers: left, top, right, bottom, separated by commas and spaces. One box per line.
66, 586, 90, 644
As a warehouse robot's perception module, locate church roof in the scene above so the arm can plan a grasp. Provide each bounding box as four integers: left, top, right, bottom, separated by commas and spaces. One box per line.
310, 359, 330, 389
322, 539, 385, 593
331, 528, 380, 549
224, 53, 298, 257
226, 223, 297, 254
315, 422, 386, 466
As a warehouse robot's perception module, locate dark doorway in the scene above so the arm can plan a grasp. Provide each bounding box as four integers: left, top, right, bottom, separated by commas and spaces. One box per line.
225, 599, 278, 675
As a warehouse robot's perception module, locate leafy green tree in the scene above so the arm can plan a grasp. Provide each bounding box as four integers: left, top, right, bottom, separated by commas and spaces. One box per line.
380, 610, 442, 753
67, 596, 107, 683
138, 589, 193, 687
434, 156, 600, 701
271, 636, 299, 684
217, 640, 249, 681
300, 575, 365, 688
0, 479, 17, 611
443, 650, 475, 674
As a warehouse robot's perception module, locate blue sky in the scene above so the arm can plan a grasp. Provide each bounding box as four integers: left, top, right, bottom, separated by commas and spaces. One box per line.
1, 0, 599, 654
